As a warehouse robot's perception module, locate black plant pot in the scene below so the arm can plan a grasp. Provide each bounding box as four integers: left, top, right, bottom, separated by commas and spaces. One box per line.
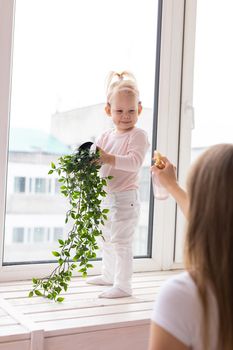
78, 141, 94, 151
75, 142, 99, 165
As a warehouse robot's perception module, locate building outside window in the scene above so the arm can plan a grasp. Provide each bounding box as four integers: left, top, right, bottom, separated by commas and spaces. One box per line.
55, 179, 61, 194
139, 167, 150, 202
48, 179, 52, 193
133, 226, 148, 256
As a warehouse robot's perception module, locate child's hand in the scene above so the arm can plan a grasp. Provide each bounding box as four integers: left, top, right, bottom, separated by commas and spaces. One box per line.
97, 147, 115, 166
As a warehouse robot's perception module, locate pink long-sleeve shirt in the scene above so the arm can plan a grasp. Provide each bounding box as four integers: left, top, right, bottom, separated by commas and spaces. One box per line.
96, 127, 150, 193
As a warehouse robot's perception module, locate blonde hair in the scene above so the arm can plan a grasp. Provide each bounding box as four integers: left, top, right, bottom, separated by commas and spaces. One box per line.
105, 71, 140, 103
184, 143, 233, 350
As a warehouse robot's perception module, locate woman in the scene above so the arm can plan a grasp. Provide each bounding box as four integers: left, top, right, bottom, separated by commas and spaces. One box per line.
148, 144, 233, 350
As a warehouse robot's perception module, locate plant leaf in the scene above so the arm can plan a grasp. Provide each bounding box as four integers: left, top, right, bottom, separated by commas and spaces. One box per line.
52, 251, 60, 257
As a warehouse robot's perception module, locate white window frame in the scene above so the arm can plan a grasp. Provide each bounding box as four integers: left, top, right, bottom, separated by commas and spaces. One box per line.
0, 0, 197, 281
172, 0, 197, 267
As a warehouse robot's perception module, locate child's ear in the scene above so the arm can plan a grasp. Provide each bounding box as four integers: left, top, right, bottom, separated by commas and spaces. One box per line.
138, 101, 142, 115
105, 103, 111, 116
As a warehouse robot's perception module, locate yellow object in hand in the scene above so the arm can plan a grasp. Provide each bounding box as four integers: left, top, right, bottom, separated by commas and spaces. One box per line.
153, 151, 165, 169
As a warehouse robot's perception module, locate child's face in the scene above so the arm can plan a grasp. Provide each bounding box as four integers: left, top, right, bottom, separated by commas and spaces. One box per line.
106, 91, 142, 133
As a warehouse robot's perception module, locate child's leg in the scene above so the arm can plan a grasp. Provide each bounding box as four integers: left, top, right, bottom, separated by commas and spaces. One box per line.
87, 196, 115, 285
99, 190, 140, 298
101, 216, 116, 283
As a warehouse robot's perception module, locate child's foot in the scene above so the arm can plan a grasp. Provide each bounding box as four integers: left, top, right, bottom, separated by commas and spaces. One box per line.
86, 275, 113, 286
98, 286, 131, 298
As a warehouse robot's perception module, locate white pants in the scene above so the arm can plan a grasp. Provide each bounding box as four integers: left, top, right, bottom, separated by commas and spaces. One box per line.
100, 190, 140, 294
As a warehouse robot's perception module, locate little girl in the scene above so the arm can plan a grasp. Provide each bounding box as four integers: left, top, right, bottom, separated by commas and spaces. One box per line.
87, 71, 150, 298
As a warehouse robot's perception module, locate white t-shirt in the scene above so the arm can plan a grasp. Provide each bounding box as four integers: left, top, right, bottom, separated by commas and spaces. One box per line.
151, 272, 219, 350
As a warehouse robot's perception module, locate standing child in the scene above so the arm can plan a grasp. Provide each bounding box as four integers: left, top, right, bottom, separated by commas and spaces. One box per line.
87, 71, 150, 298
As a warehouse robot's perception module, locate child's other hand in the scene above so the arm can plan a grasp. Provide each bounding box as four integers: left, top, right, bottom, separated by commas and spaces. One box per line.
97, 147, 115, 166
151, 156, 177, 190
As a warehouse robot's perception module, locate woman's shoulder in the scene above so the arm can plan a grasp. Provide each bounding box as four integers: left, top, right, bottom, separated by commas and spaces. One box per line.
152, 271, 202, 326
151, 272, 201, 346
158, 271, 198, 300
164, 271, 196, 287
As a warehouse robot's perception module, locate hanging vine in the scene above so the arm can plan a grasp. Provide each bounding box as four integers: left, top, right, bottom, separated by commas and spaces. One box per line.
29, 147, 112, 302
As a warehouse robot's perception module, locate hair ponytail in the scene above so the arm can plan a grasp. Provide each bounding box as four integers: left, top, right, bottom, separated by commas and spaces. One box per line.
105, 70, 139, 103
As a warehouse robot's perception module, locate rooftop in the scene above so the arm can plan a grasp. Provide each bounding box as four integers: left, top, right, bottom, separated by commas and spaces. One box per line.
9, 128, 70, 155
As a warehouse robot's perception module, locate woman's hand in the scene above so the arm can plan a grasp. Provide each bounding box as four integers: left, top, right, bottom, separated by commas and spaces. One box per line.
151, 155, 189, 218
151, 156, 177, 191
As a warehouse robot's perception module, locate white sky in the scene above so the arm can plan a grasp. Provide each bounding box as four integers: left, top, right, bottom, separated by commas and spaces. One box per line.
192, 0, 233, 146
10, 0, 157, 131
10, 0, 233, 147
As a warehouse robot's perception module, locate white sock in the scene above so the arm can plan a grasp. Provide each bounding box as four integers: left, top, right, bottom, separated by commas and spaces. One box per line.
86, 275, 113, 286
98, 286, 131, 299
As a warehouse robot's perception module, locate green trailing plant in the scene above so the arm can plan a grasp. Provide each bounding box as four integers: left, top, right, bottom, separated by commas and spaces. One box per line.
29, 147, 112, 302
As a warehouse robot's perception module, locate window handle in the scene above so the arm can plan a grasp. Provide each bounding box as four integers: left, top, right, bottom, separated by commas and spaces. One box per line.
185, 103, 195, 130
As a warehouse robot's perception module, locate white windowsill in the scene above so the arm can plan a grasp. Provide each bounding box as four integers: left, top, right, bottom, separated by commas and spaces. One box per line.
0, 270, 181, 350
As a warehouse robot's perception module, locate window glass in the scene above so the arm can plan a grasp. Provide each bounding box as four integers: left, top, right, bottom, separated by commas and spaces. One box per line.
35, 178, 46, 193
54, 179, 61, 194
191, 0, 233, 160
12, 227, 24, 243
34, 227, 45, 242
139, 167, 150, 202
48, 179, 52, 193
29, 178, 32, 192
175, 1, 233, 264
14, 177, 26, 193
133, 226, 148, 256
53, 227, 63, 241
4, 0, 158, 263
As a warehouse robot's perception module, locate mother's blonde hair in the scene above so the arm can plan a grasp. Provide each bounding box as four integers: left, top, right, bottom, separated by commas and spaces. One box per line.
185, 143, 233, 349
105, 71, 140, 103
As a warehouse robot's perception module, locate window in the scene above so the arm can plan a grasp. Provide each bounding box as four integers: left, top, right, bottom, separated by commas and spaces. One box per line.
12, 227, 24, 243
48, 179, 52, 193
174, 0, 233, 264
133, 226, 148, 256
14, 177, 26, 193
54, 179, 61, 194
139, 167, 150, 202
2, 0, 160, 266
0, 0, 195, 278
33, 227, 45, 242
53, 227, 63, 241
35, 178, 46, 193
29, 178, 32, 192
191, 0, 233, 155
183, 0, 233, 170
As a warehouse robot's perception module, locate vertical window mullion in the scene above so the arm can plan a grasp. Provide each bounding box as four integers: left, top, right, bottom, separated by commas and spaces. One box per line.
0, 0, 15, 267
151, 0, 187, 269
173, 0, 197, 266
